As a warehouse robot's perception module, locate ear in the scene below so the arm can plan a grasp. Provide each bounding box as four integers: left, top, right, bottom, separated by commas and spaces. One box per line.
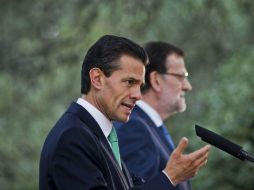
89, 68, 104, 90
149, 71, 162, 92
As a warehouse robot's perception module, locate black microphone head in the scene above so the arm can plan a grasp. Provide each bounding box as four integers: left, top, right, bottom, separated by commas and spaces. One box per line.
195, 124, 244, 160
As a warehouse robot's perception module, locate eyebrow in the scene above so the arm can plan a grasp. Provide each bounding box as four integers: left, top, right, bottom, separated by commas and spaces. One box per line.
122, 77, 145, 86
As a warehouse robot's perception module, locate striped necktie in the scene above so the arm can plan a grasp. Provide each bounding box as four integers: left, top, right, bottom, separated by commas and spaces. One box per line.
108, 127, 122, 169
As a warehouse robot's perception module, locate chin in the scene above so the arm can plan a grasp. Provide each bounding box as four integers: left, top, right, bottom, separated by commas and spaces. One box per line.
177, 100, 186, 112
118, 115, 130, 123
178, 106, 186, 112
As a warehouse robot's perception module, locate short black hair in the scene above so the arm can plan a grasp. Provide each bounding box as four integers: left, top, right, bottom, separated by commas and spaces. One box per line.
81, 35, 149, 94
142, 41, 184, 92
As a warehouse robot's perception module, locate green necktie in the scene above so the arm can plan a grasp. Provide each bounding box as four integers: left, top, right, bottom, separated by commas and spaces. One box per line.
108, 127, 122, 169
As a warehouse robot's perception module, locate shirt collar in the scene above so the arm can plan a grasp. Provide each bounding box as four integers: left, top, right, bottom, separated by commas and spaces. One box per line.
77, 98, 112, 138
136, 100, 163, 127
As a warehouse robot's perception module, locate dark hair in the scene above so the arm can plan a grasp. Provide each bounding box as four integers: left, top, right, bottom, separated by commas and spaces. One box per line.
81, 35, 149, 94
142, 41, 184, 92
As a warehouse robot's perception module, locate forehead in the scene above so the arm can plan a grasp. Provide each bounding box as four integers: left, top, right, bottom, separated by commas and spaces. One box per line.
166, 53, 186, 71
116, 55, 145, 75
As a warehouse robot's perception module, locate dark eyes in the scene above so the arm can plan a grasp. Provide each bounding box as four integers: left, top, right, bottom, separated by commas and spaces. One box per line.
125, 79, 144, 89
127, 80, 136, 85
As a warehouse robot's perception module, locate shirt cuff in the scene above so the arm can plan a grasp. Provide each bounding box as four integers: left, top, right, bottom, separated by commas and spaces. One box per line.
162, 170, 176, 186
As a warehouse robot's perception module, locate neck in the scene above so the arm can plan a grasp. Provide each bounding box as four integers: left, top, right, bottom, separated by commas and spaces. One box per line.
81, 93, 110, 120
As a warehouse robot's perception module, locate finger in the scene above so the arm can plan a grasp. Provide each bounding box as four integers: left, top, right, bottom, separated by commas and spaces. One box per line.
188, 145, 211, 160
199, 152, 209, 167
192, 152, 209, 170
174, 137, 189, 155
199, 159, 208, 169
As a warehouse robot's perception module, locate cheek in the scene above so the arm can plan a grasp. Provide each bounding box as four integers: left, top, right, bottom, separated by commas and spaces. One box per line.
111, 91, 126, 106
170, 84, 182, 95
111, 85, 132, 104
163, 88, 174, 97
119, 89, 131, 99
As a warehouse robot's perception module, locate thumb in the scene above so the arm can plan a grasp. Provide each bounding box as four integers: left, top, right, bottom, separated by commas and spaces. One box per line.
174, 137, 189, 155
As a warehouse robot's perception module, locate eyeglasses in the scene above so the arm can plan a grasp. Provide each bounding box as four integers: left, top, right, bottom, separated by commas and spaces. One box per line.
163, 72, 189, 82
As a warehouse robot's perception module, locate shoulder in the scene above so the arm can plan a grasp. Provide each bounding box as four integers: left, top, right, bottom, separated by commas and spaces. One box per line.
114, 106, 149, 130
47, 111, 101, 157
51, 126, 99, 158
114, 117, 149, 134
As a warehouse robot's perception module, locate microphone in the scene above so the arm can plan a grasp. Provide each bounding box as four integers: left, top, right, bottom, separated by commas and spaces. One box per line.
195, 124, 254, 163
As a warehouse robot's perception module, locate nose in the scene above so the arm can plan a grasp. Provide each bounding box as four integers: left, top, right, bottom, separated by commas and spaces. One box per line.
130, 86, 142, 101
182, 78, 192, 91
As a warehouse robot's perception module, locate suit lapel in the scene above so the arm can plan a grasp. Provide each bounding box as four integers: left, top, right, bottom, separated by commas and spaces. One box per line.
134, 106, 172, 154
156, 126, 175, 153
67, 102, 132, 189
100, 142, 131, 189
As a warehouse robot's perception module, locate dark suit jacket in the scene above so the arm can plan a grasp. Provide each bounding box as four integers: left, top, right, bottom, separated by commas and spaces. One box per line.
114, 105, 191, 190
39, 102, 174, 190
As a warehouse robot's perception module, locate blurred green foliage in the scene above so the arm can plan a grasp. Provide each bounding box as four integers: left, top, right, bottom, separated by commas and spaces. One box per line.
0, 0, 253, 189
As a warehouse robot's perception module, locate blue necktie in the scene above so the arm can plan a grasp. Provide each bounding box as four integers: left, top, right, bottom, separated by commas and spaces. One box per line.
108, 127, 122, 169
158, 125, 175, 149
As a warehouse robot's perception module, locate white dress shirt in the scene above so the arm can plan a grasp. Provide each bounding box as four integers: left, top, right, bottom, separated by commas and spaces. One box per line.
76, 98, 112, 140
136, 100, 163, 127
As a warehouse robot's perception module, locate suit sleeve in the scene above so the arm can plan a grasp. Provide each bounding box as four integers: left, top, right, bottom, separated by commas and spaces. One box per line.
116, 120, 176, 190
132, 172, 175, 190
50, 127, 109, 190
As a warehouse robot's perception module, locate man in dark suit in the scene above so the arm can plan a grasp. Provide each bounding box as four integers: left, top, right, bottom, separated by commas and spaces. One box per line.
39, 36, 210, 190
114, 42, 193, 190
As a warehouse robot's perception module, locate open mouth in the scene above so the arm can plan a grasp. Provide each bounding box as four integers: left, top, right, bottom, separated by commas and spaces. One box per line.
121, 102, 134, 111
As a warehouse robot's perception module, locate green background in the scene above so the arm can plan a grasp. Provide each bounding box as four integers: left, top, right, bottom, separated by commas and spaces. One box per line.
1, 0, 254, 189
